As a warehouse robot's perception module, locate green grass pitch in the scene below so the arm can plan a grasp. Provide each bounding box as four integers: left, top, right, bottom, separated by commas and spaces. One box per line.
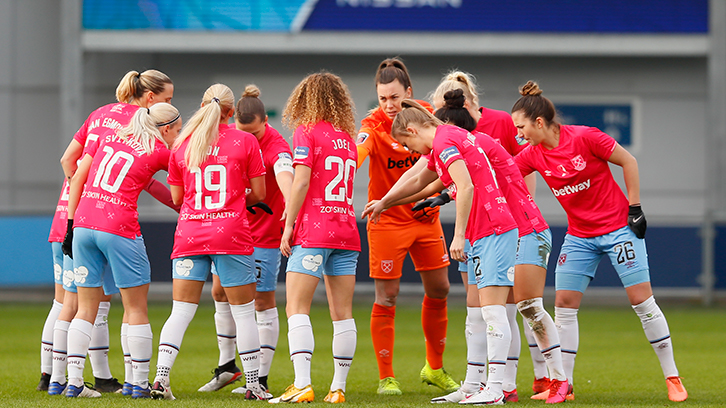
0, 299, 723, 407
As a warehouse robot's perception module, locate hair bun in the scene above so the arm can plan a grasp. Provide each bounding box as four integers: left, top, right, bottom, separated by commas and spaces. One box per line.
519, 81, 543, 97
242, 84, 260, 98
443, 89, 466, 109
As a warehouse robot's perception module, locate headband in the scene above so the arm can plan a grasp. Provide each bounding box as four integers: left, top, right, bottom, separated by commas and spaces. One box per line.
156, 113, 181, 127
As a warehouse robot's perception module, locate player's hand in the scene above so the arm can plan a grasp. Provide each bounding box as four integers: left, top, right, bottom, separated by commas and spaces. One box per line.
62, 219, 74, 259
361, 200, 386, 224
280, 225, 294, 257
627, 204, 647, 239
247, 202, 273, 215
411, 190, 452, 211
412, 205, 439, 223
450, 235, 467, 263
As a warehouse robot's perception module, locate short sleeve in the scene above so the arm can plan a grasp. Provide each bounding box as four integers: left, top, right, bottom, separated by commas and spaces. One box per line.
167, 148, 184, 186
583, 127, 618, 161
514, 146, 537, 177
245, 134, 266, 179
356, 127, 374, 167
293, 126, 315, 168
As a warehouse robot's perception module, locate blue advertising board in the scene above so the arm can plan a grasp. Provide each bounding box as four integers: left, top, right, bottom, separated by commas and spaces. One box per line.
83, 0, 708, 33
557, 104, 633, 147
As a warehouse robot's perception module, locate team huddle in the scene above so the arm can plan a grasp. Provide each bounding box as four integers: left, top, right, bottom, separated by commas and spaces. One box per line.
36, 57, 688, 404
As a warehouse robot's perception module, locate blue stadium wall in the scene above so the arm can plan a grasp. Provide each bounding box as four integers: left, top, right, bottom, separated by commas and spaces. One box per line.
1, 217, 720, 290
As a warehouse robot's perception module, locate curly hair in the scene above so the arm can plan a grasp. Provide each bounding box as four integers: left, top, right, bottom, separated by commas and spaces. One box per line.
282, 71, 356, 138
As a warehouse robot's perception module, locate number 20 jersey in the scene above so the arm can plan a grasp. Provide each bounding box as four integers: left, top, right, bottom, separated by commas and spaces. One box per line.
291, 121, 361, 251
168, 125, 266, 258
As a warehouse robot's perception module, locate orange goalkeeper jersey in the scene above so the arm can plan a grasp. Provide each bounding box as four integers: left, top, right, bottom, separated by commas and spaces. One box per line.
357, 102, 439, 228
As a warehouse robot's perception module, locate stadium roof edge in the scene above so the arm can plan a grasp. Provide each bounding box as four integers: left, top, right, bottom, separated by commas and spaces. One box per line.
81, 31, 709, 57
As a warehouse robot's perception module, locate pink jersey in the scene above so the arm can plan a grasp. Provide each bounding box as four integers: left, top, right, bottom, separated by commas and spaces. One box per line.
74, 103, 140, 150
427, 124, 517, 242
248, 124, 293, 248
473, 131, 548, 236
74, 132, 171, 239
168, 125, 266, 258
48, 180, 71, 243
477, 107, 525, 157
291, 121, 360, 251
515, 125, 629, 238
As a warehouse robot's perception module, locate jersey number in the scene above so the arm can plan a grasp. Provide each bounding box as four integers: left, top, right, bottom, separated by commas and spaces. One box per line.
324, 156, 356, 205
92, 145, 135, 194
614, 241, 636, 264
192, 165, 227, 210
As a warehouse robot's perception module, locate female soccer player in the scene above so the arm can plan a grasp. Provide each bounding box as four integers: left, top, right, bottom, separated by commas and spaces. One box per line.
511, 80, 687, 402
270, 72, 359, 404
198, 85, 293, 395
357, 58, 455, 396
363, 99, 519, 405
43, 69, 175, 396
150, 84, 267, 401
430, 89, 568, 404
62, 102, 182, 398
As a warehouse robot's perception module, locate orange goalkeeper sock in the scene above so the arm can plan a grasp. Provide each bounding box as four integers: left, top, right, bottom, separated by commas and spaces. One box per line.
371, 303, 396, 379
422, 295, 448, 370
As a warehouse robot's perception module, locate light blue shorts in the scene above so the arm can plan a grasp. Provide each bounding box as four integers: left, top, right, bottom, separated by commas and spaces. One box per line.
72, 227, 146, 290
51, 242, 64, 286
458, 240, 477, 285
173, 254, 256, 288
254, 247, 281, 292
516, 229, 552, 269
471, 229, 518, 289
555, 226, 650, 293
286, 246, 359, 279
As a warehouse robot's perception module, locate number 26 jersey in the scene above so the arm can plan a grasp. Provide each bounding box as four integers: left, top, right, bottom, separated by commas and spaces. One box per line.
168, 125, 266, 258
291, 121, 360, 251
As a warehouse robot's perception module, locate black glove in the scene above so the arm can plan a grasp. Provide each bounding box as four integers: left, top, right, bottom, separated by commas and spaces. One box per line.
411, 190, 452, 211
247, 202, 273, 215
627, 204, 647, 239
62, 219, 74, 259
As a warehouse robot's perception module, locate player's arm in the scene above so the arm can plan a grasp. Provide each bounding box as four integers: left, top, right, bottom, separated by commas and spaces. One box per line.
60, 139, 84, 181
144, 178, 181, 212
274, 154, 294, 207
246, 175, 266, 207
170, 185, 184, 207
361, 166, 438, 223
280, 164, 311, 257
524, 173, 537, 198
447, 159, 474, 263
67, 154, 92, 219
608, 143, 640, 205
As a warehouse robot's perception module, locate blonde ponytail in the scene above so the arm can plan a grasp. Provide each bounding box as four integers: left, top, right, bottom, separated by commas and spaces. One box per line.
115, 69, 173, 104
116, 103, 180, 154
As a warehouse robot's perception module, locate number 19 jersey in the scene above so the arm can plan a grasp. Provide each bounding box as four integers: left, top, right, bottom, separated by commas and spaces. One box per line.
168, 125, 266, 258
291, 121, 360, 251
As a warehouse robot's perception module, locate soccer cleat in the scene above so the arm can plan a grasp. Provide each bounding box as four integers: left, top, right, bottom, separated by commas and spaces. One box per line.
245, 384, 273, 400
532, 376, 550, 394
197, 363, 243, 392
323, 389, 345, 403
377, 377, 402, 396
544, 379, 569, 404
150, 381, 176, 400
122, 382, 133, 396
37, 372, 51, 391
47, 381, 67, 396
65, 383, 101, 398
458, 387, 504, 405
131, 384, 151, 399
503, 388, 519, 402
532, 381, 574, 401
269, 384, 314, 403
421, 362, 459, 393
666, 376, 688, 402
94, 377, 124, 393
431, 387, 477, 403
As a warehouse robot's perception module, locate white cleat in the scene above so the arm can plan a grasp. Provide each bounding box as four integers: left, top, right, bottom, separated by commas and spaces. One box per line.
431, 387, 478, 403
458, 388, 504, 405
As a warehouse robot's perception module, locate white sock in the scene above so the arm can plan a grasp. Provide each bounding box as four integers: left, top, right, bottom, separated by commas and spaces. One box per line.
128, 324, 153, 388
464, 307, 488, 392
50, 319, 70, 384
121, 323, 133, 385
214, 301, 237, 366
518, 298, 566, 381
288, 314, 314, 389
522, 319, 549, 380
503, 304, 520, 392
257, 307, 280, 378
632, 296, 679, 378
231, 301, 260, 388
155, 300, 198, 386
330, 319, 356, 392
480, 305, 510, 395
89, 301, 112, 379
66, 319, 94, 387
41, 300, 63, 375
555, 307, 579, 385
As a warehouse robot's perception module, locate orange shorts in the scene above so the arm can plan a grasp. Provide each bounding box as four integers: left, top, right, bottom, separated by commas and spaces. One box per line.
367, 221, 450, 279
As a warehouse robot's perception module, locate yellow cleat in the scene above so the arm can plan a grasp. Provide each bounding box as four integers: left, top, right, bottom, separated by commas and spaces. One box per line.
323, 389, 345, 403
377, 377, 402, 396
420, 361, 459, 393
269, 384, 314, 404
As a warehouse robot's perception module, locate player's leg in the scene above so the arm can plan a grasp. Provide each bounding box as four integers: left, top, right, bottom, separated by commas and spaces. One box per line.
38, 243, 65, 391
254, 247, 282, 392
503, 291, 520, 402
